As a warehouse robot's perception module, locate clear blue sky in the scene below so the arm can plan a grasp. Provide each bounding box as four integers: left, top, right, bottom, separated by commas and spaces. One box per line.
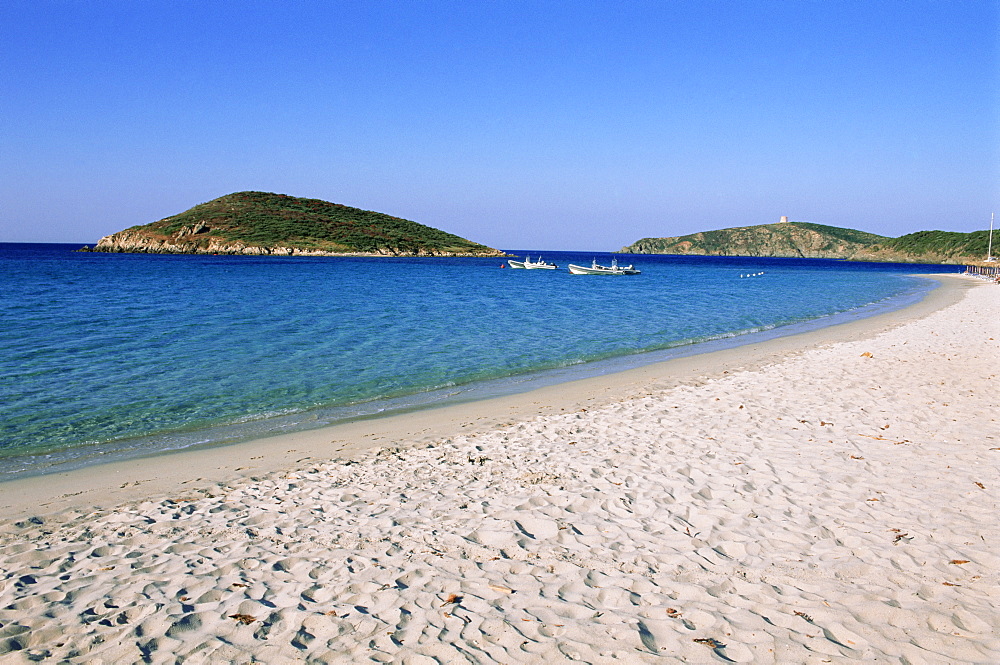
2, 0, 997, 250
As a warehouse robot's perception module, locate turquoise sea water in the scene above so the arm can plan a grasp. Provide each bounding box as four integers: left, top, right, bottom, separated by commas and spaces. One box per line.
0, 243, 957, 477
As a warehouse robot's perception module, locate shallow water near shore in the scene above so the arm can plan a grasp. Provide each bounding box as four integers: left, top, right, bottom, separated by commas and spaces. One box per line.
0, 243, 958, 477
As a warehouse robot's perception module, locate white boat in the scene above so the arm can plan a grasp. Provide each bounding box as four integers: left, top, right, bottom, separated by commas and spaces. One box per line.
523, 256, 558, 269
568, 259, 640, 275
508, 256, 558, 269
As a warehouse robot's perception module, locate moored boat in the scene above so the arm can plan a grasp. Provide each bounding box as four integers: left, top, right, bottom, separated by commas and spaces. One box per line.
523, 256, 558, 269
567, 259, 640, 275
509, 256, 558, 269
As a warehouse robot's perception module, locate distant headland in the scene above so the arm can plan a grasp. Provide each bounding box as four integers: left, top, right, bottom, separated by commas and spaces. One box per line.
81, 192, 506, 257
621, 220, 993, 265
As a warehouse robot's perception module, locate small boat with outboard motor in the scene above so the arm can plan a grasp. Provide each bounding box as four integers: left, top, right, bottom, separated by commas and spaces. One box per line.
567, 258, 640, 275
508, 256, 558, 269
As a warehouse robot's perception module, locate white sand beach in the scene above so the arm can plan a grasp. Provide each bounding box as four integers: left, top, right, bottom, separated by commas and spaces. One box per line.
0, 275, 997, 663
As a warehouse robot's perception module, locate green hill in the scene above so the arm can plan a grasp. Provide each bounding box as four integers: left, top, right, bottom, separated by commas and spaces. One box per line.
868, 230, 994, 263
622, 221, 991, 264
87, 192, 503, 257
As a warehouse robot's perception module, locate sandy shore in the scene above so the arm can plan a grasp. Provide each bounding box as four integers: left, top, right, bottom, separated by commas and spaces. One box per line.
0, 275, 997, 663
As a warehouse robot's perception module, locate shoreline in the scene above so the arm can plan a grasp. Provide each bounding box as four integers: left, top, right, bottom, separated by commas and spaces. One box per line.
0, 274, 996, 662
0, 271, 936, 482
0, 274, 968, 518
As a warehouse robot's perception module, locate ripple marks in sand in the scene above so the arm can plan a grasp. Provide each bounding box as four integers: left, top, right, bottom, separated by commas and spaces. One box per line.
0, 282, 998, 663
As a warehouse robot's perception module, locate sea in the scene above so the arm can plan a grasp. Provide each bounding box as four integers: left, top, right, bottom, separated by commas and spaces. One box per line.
0, 243, 960, 479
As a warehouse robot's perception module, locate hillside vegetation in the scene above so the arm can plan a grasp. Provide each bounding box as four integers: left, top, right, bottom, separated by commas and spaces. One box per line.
88, 192, 503, 257
622, 221, 992, 264
872, 230, 993, 262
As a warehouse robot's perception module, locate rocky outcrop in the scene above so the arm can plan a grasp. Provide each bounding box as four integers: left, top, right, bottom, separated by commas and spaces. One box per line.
624, 224, 874, 259
82, 191, 506, 257
88, 229, 500, 257
622, 221, 987, 264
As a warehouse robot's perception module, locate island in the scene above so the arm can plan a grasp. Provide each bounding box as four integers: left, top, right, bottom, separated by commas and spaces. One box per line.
621, 220, 993, 264
82, 192, 506, 257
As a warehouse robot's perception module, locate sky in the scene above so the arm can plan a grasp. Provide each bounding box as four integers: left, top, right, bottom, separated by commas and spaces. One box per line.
1, 0, 997, 250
